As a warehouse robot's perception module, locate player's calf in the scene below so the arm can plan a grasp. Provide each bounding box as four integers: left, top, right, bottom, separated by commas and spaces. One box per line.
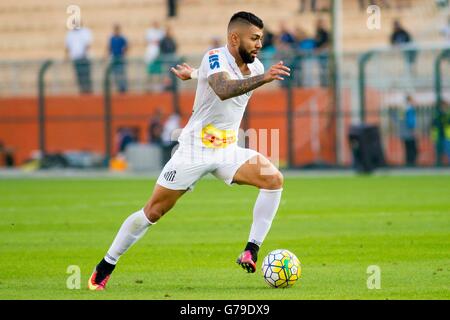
143, 185, 186, 223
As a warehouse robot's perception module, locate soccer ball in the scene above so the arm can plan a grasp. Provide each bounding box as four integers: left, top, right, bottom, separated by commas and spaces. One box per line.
261, 249, 301, 288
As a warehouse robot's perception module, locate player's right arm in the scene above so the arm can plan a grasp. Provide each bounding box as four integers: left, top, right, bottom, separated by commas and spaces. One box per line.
208, 61, 290, 101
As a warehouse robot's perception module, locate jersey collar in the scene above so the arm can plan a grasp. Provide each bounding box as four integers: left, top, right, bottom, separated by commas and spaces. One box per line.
224, 45, 253, 78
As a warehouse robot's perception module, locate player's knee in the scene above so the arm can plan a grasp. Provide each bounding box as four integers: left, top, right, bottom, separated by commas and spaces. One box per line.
262, 171, 284, 190
143, 203, 166, 223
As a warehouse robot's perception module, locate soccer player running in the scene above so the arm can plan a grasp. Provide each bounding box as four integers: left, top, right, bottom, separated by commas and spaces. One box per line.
89, 11, 290, 290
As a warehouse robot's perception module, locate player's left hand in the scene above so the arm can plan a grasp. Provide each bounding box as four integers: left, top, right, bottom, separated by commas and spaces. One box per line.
170, 63, 195, 80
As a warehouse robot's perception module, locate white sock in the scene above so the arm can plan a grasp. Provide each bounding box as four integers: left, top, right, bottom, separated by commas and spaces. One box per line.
104, 209, 154, 265
248, 188, 283, 246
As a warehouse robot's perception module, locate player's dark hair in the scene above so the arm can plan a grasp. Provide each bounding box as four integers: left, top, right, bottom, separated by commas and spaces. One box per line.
228, 11, 264, 30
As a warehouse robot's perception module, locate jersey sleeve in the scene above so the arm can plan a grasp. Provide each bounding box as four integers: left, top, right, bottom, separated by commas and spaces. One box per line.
206, 49, 230, 78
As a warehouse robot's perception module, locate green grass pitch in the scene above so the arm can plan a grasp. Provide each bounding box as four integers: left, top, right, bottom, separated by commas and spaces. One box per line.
0, 174, 449, 299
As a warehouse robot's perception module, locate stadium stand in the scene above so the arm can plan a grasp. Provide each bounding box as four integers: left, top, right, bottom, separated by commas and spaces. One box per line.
0, 0, 447, 60
0, 1, 448, 168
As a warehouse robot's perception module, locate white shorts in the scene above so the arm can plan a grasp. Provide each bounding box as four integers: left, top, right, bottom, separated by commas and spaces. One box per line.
156, 144, 259, 191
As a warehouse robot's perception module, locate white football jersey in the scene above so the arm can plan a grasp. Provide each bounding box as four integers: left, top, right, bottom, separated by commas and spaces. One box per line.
178, 45, 264, 148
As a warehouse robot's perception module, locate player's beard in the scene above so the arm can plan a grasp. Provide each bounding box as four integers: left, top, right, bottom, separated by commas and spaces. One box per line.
238, 45, 255, 64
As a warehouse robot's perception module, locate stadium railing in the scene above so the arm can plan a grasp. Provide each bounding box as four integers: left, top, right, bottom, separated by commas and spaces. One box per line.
357, 44, 450, 167
0, 47, 449, 169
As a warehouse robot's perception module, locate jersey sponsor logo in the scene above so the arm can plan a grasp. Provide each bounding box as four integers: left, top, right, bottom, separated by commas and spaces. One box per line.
209, 54, 220, 70
163, 170, 177, 182
201, 124, 236, 148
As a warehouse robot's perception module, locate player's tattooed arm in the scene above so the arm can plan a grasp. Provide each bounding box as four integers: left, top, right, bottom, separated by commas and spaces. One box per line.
208, 72, 266, 100
207, 61, 290, 100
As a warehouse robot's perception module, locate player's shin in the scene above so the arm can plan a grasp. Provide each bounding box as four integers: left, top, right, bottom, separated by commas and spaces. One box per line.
246, 188, 283, 261
104, 208, 154, 266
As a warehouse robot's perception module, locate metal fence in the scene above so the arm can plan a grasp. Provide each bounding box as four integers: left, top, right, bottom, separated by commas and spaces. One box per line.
357, 45, 450, 166
0, 46, 449, 169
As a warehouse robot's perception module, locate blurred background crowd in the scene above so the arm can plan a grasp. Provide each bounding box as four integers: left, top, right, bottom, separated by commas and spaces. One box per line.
0, 0, 449, 171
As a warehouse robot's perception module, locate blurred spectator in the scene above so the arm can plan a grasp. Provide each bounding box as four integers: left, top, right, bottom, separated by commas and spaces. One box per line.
399, 95, 418, 166
117, 127, 137, 154
167, 0, 178, 18
108, 24, 128, 93
160, 26, 177, 55
391, 20, 410, 44
391, 20, 412, 45
390, 20, 417, 74
300, 0, 331, 12
440, 16, 450, 44
65, 22, 93, 94
161, 112, 181, 165
148, 108, 163, 145
297, 28, 316, 52
314, 19, 330, 87
0, 141, 15, 167
261, 28, 276, 70
273, 35, 296, 88
444, 105, 450, 164
432, 102, 450, 166
145, 21, 165, 92
145, 21, 165, 67
299, 0, 317, 12
436, 0, 449, 9
279, 22, 296, 46
159, 26, 178, 91
262, 28, 275, 50
295, 27, 316, 86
